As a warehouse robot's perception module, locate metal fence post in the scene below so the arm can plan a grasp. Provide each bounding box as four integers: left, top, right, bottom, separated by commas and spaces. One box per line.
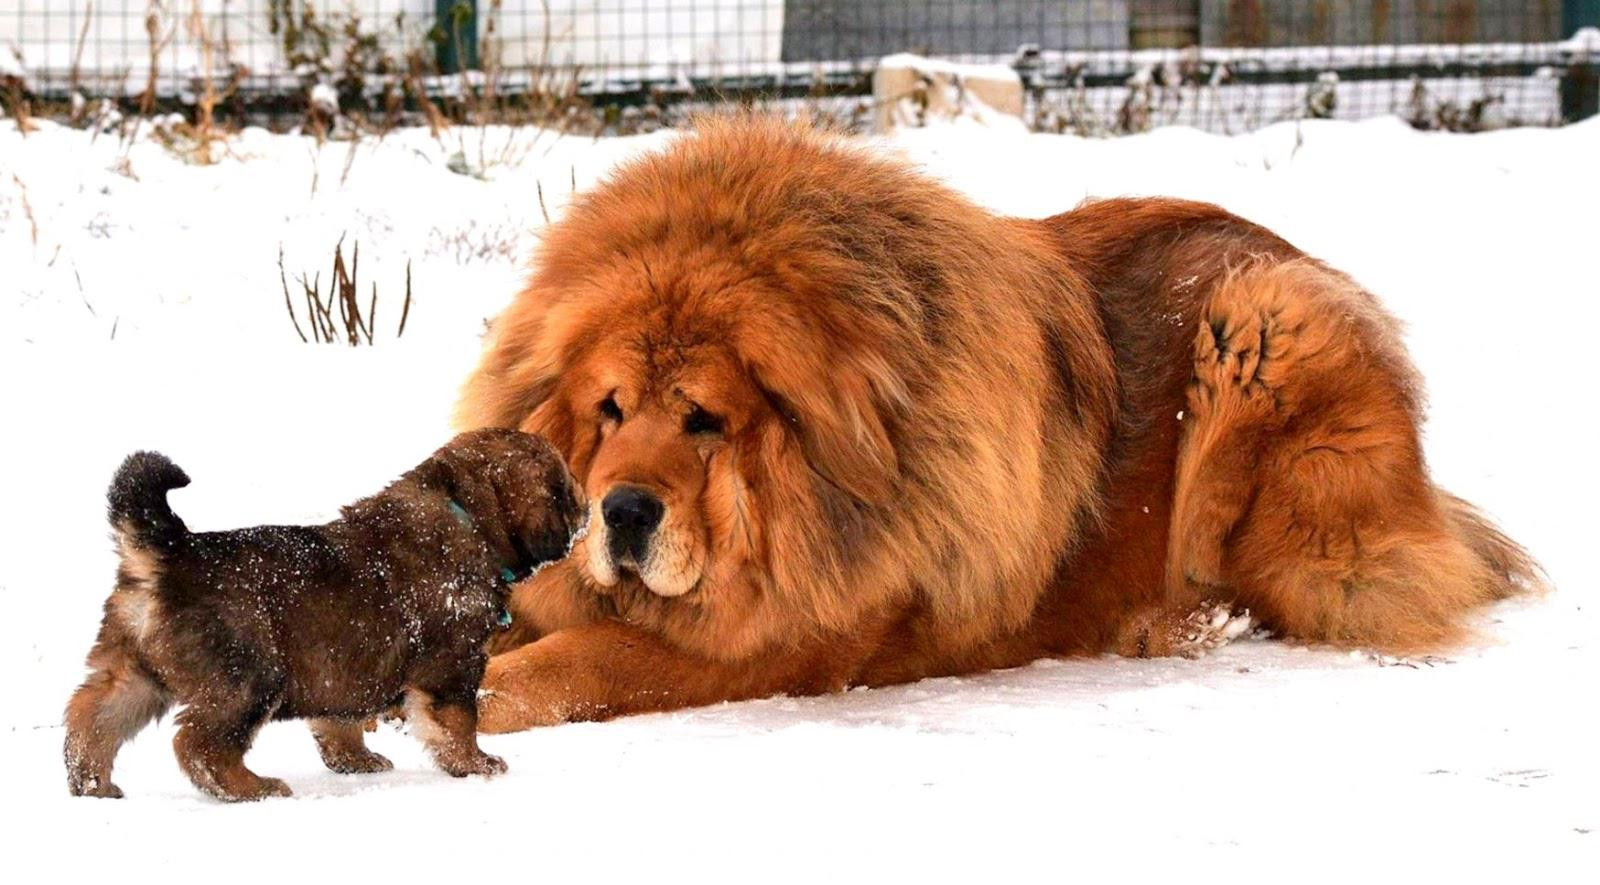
436, 0, 480, 74
1565, 0, 1600, 121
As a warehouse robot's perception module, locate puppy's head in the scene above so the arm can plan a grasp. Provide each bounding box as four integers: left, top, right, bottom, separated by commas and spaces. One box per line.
429, 428, 587, 575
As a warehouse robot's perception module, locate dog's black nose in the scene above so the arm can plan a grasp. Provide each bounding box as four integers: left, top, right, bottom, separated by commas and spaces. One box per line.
602, 485, 663, 562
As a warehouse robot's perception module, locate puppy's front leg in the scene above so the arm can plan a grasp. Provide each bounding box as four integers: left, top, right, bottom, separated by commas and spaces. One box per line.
309, 718, 393, 773
172, 693, 292, 802
405, 662, 506, 778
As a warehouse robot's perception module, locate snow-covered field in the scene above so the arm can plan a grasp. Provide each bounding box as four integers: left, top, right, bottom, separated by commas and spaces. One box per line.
2, 114, 1596, 879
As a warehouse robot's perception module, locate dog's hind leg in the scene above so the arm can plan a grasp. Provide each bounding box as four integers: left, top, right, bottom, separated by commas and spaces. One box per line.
309, 718, 393, 774
173, 690, 292, 802
64, 629, 170, 798
1173, 261, 1533, 652
1113, 274, 1286, 660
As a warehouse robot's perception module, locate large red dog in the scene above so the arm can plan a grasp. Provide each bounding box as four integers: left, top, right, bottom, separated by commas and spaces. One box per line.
456, 119, 1537, 732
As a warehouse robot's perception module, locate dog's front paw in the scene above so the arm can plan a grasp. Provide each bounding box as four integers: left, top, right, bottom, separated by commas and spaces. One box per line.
475, 686, 569, 733
475, 652, 577, 733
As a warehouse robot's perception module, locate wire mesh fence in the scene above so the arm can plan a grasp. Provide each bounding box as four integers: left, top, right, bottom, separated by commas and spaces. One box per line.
2, 1, 1597, 133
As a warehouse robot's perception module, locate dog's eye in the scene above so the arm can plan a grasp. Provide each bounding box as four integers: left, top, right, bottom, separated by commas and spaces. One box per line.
683, 405, 724, 436
599, 395, 623, 423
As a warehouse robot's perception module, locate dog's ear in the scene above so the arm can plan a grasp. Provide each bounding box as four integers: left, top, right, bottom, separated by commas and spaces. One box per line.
749, 347, 905, 507
455, 295, 587, 464
455, 330, 558, 431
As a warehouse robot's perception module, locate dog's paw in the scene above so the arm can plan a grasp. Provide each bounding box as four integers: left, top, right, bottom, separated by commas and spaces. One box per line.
1175, 603, 1255, 659
1191, 302, 1290, 412
475, 671, 573, 733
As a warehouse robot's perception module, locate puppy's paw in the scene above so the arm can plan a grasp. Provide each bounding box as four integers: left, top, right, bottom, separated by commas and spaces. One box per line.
322, 748, 394, 774
444, 751, 508, 778
68, 775, 124, 799
218, 776, 294, 802
257, 776, 295, 799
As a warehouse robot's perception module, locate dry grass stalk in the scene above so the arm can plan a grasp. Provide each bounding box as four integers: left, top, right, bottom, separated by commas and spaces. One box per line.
11, 172, 40, 250
3, 48, 37, 134
182, 0, 237, 163
67, 2, 94, 119
280, 239, 413, 345
139, 0, 174, 116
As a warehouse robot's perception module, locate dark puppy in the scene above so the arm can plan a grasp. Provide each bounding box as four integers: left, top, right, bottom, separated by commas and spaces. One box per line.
64, 428, 585, 801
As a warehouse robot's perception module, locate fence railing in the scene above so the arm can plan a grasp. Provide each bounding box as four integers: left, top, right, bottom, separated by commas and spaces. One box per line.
2, 1, 1597, 133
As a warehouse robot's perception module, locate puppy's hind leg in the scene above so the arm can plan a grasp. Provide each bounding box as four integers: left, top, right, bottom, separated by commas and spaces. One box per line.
309, 718, 393, 774
64, 630, 170, 798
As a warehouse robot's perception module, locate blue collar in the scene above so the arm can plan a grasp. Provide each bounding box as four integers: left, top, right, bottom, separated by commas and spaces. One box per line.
448, 498, 523, 589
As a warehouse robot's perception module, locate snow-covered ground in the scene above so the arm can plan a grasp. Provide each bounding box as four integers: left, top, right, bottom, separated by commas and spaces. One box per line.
2, 114, 1596, 879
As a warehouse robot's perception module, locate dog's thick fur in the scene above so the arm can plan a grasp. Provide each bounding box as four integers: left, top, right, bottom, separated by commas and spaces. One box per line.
457, 120, 1539, 732
64, 429, 584, 800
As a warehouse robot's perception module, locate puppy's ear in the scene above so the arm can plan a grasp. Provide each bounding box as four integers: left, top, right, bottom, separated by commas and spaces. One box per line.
430, 447, 497, 516
750, 349, 904, 507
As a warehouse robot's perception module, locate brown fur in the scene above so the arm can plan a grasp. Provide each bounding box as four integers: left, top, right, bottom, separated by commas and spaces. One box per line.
64, 429, 585, 800
456, 119, 1540, 732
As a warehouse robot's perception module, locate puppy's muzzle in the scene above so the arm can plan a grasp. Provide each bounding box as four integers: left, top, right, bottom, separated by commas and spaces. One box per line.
602, 484, 663, 566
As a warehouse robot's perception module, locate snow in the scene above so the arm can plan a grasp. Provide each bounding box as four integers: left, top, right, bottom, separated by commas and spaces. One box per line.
875, 54, 1030, 133
878, 52, 1022, 84
308, 83, 340, 117
3, 115, 1598, 878
0, 47, 24, 81
1563, 27, 1600, 52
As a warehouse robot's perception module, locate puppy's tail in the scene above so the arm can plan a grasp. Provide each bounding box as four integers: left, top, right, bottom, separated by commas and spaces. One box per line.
108, 452, 191, 550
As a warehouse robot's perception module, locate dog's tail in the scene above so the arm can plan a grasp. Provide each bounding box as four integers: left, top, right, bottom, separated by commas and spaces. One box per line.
108, 452, 191, 550
1438, 490, 1545, 602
